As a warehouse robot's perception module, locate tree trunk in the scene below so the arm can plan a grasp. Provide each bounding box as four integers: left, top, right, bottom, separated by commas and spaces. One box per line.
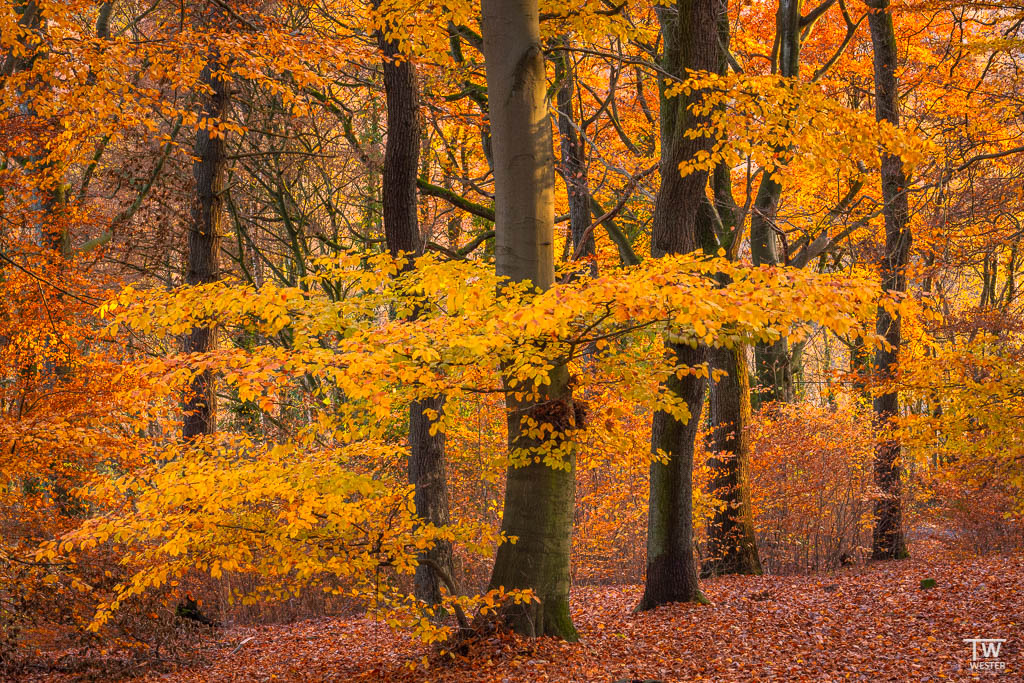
702, 345, 762, 576
482, 0, 578, 640
696, 7, 762, 576
867, 0, 910, 561
408, 395, 453, 604
183, 58, 229, 440
375, 13, 455, 604
640, 344, 709, 609
639, 0, 721, 611
750, 0, 803, 405
554, 42, 596, 274
2, 0, 69, 255
378, 25, 421, 259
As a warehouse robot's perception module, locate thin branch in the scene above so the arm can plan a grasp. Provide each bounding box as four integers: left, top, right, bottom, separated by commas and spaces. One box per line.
0, 252, 101, 304
417, 557, 470, 631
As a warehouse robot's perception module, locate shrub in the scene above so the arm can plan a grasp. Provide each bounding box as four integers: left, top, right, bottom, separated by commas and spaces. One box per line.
746, 400, 876, 573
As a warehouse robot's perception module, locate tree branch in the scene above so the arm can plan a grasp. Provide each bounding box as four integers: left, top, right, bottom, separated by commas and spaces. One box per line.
417, 178, 494, 222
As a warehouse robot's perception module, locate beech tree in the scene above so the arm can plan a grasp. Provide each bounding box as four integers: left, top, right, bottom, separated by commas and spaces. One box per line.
639, 0, 723, 610
700, 0, 762, 579
6, 0, 1024, 673
374, 0, 454, 604
866, 0, 910, 560
183, 47, 229, 440
480, 0, 580, 639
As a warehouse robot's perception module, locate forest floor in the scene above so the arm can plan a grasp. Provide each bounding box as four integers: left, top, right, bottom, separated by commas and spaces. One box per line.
25, 542, 1023, 682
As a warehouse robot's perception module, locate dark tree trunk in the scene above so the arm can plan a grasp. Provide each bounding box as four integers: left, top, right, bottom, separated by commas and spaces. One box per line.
641, 343, 709, 609
867, 0, 910, 561
2, 1, 70, 255
702, 345, 762, 577
697, 7, 761, 576
482, 0, 578, 640
183, 59, 229, 440
639, 0, 722, 611
750, 166, 793, 406
378, 28, 421, 259
554, 42, 595, 273
753, 339, 794, 406
375, 11, 455, 604
1, 1, 40, 78
408, 395, 453, 604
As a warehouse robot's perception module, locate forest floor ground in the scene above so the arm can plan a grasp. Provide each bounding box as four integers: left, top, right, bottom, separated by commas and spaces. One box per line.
26, 542, 1024, 682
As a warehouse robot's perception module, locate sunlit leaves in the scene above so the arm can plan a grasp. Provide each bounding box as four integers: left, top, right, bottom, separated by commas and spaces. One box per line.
57, 251, 886, 639
666, 71, 932, 183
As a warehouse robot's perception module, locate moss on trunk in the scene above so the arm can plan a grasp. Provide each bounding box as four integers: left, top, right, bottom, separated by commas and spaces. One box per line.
703, 345, 762, 577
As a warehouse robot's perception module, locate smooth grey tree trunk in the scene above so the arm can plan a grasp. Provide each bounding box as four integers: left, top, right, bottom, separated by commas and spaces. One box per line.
482, 0, 578, 640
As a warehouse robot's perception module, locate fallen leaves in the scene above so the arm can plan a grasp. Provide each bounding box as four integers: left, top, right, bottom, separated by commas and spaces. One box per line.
81, 550, 1019, 682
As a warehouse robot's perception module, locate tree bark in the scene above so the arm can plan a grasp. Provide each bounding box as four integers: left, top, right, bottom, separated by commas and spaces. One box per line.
702, 345, 762, 576
378, 27, 421, 259
553, 42, 596, 274
641, 344, 709, 609
867, 0, 910, 560
183, 59, 229, 440
408, 395, 453, 604
2, 0, 70, 255
482, 0, 578, 640
1, 1, 40, 78
750, 0, 804, 405
375, 13, 455, 604
483, 0, 556, 290
639, 0, 722, 611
